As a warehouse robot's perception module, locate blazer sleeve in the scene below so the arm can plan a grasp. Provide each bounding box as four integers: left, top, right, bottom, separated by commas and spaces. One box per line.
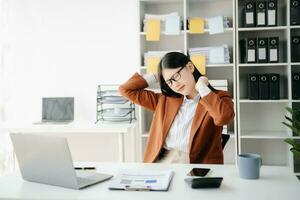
118, 72, 161, 112
200, 90, 235, 126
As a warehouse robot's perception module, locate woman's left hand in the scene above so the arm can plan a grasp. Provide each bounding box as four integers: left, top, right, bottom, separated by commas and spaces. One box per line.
195, 76, 209, 91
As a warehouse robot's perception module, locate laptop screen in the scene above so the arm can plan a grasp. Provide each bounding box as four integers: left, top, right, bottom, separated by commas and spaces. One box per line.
42, 97, 74, 121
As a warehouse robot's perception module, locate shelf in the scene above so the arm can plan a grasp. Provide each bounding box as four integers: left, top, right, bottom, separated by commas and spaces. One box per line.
240, 131, 290, 139
140, 31, 185, 36
140, 0, 183, 4
186, 28, 233, 34
291, 62, 300, 66
239, 99, 290, 103
206, 64, 234, 68
238, 63, 288, 67
290, 25, 300, 29
188, 0, 232, 2
291, 100, 300, 103
238, 26, 288, 32
140, 28, 234, 36
141, 64, 233, 69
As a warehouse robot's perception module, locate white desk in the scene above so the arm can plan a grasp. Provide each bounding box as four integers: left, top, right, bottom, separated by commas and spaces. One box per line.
0, 162, 299, 200
3, 122, 137, 162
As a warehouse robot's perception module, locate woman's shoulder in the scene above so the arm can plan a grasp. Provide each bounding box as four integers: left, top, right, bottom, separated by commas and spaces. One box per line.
215, 90, 233, 98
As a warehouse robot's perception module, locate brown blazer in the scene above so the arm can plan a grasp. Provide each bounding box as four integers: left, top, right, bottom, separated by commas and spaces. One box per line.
119, 73, 235, 164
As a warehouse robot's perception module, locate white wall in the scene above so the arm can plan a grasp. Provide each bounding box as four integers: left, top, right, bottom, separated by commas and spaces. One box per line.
0, 0, 140, 167
2, 0, 139, 123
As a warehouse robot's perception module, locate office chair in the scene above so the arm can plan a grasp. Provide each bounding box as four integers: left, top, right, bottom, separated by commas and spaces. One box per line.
221, 134, 230, 149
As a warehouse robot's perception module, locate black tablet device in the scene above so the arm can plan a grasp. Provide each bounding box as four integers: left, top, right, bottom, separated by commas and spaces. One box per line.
191, 177, 223, 189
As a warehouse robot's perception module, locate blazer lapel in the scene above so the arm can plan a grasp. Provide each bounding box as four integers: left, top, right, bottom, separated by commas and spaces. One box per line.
188, 102, 207, 152
161, 96, 184, 142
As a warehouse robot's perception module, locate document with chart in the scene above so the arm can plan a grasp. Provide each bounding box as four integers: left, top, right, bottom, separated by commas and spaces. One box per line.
108, 170, 174, 191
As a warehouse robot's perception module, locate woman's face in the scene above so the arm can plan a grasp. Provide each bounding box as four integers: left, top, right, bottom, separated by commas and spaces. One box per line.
162, 62, 196, 96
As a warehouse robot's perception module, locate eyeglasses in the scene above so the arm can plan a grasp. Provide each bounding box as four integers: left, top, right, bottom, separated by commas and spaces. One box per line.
165, 66, 185, 87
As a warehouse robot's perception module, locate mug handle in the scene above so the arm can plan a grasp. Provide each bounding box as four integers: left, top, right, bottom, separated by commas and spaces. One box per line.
259, 157, 263, 168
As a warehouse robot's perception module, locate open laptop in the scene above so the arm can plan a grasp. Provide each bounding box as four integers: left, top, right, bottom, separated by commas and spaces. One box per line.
35, 97, 74, 124
10, 133, 113, 189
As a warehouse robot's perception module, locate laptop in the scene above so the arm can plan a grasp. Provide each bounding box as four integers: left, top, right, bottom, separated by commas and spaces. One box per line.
10, 133, 113, 189
36, 97, 74, 124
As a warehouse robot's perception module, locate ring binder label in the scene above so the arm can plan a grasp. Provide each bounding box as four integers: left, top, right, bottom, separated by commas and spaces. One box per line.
244, 1, 256, 27
258, 37, 268, 63
257, 1, 267, 26
268, 37, 279, 63
247, 38, 257, 63
267, 0, 277, 26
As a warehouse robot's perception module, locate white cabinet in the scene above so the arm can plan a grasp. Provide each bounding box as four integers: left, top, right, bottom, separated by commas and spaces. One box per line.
138, 0, 237, 165
236, 0, 299, 175
137, 0, 299, 175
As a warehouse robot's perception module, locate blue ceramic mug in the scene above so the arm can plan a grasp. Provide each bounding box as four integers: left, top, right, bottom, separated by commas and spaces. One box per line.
238, 153, 262, 179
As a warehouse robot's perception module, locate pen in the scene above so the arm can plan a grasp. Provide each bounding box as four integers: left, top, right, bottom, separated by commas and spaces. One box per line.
74, 167, 96, 170
124, 185, 151, 191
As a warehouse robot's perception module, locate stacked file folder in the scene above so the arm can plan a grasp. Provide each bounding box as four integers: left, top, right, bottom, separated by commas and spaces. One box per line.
188, 16, 230, 29
205, 16, 230, 29
188, 16, 230, 35
143, 12, 182, 35
189, 45, 230, 64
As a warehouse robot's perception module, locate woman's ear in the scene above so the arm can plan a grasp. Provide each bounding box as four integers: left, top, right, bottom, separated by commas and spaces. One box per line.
187, 61, 195, 73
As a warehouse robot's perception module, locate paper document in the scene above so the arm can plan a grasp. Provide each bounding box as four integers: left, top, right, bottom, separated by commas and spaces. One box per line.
209, 47, 225, 64
144, 12, 182, 35
189, 45, 230, 64
165, 15, 180, 35
208, 16, 224, 35
109, 170, 174, 191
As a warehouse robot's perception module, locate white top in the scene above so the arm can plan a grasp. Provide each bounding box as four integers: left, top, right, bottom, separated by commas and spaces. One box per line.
0, 162, 299, 200
143, 73, 211, 152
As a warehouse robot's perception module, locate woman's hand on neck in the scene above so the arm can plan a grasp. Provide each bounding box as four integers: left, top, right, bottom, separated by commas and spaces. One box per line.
186, 88, 199, 99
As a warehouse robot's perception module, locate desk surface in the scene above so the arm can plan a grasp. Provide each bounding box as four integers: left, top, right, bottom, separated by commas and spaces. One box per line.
1, 121, 137, 134
0, 162, 299, 200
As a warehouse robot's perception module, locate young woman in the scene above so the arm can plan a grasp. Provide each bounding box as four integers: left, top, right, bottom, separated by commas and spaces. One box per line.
119, 52, 234, 164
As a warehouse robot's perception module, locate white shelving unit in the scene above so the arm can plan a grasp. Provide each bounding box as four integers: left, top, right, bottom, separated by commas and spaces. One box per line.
137, 0, 299, 175
138, 0, 237, 165
236, 0, 300, 174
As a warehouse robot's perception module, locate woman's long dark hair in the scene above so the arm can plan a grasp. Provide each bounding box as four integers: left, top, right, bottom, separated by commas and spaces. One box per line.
158, 52, 217, 97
